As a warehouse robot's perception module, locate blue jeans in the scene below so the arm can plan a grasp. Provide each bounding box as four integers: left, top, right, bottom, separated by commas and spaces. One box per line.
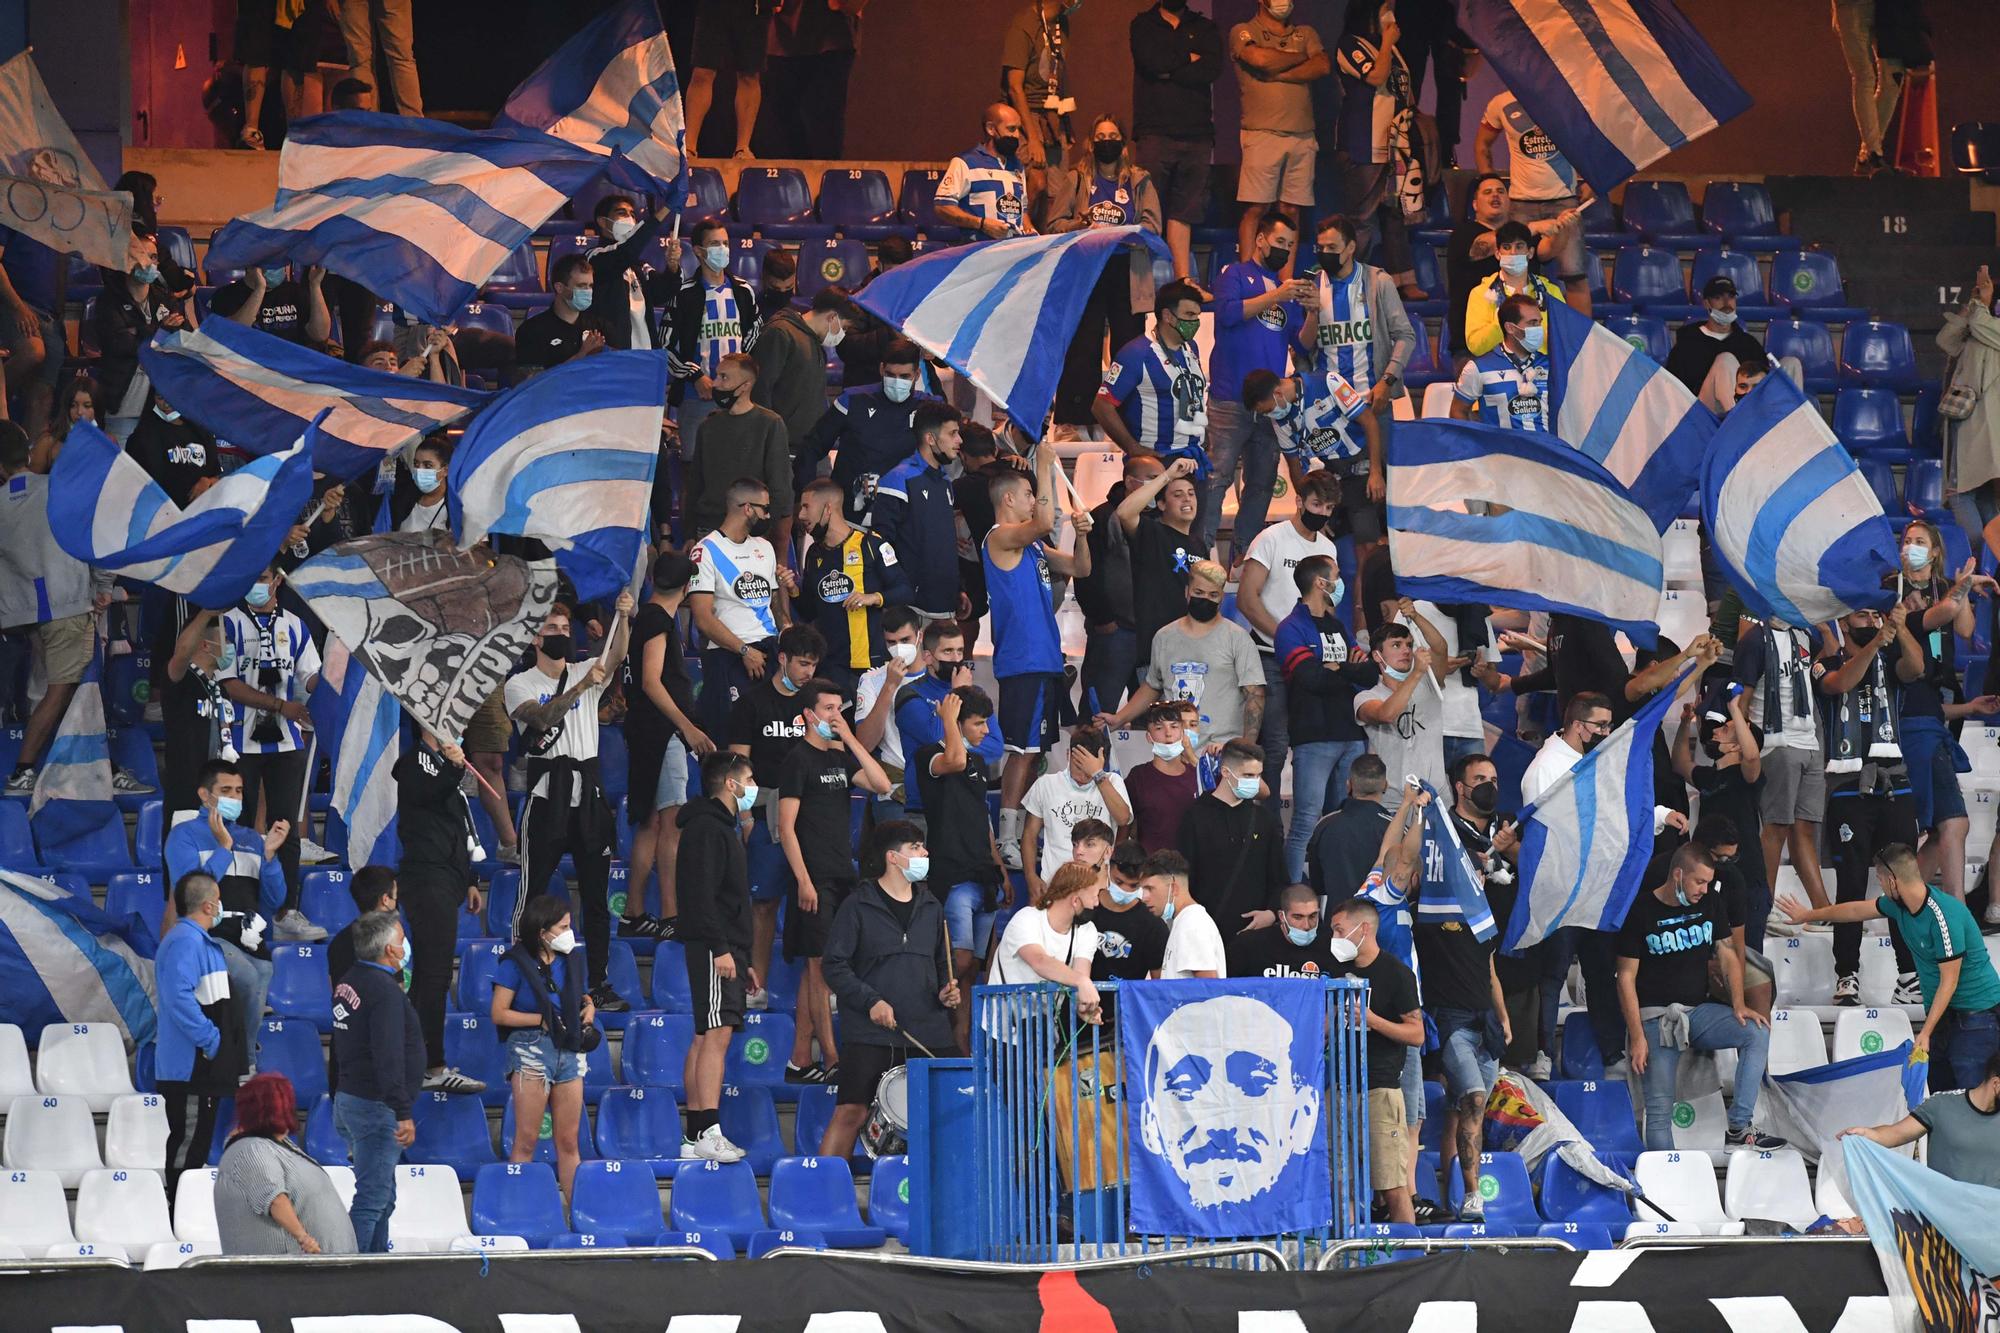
1942, 1008, 2000, 1092
333, 1092, 403, 1252
1286, 739, 1365, 882
1198, 396, 1278, 553
217, 940, 271, 1073
1257, 654, 1289, 827
944, 881, 1001, 960
1443, 735, 1486, 767
1638, 1005, 1770, 1149
1434, 1005, 1500, 1099
1079, 624, 1138, 718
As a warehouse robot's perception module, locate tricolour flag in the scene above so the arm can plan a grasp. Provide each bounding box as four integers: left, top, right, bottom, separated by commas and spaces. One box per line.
309, 638, 401, 872
1460, 0, 1752, 193
1387, 417, 1664, 643
1844, 1134, 2000, 1333
498, 0, 686, 194
141, 318, 492, 482
448, 349, 666, 601
1546, 298, 1714, 531
1415, 781, 1496, 941
49, 417, 317, 609
0, 51, 132, 268
27, 644, 114, 864
203, 112, 608, 327
1503, 664, 1694, 954
1702, 369, 1898, 628
853, 226, 1171, 436
0, 869, 156, 1048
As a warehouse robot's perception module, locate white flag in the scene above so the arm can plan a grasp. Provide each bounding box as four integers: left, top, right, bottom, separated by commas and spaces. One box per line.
0, 51, 132, 268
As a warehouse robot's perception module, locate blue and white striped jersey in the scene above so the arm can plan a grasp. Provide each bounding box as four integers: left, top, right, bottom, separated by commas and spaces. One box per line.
935, 145, 1028, 235
1100, 333, 1208, 452
1273, 371, 1369, 465
1309, 265, 1377, 396
1454, 347, 1553, 432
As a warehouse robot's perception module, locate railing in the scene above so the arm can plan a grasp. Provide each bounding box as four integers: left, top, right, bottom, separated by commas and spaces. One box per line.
762, 1242, 1293, 1272
1319, 1236, 1580, 1268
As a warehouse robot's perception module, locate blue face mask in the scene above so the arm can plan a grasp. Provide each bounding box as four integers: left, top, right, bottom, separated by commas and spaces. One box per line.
703, 244, 731, 272
569, 286, 594, 312
1231, 774, 1260, 800
1150, 740, 1183, 760
735, 782, 759, 813
1161, 895, 1178, 924
904, 855, 930, 882
132, 263, 160, 284
1285, 924, 1316, 947
881, 376, 915, 404
1673, 881, 1692, 908
1382, 661, 1410, 681
1710, 307, 1738, 327
1325, 577, 1345, 607
155, 406, 181, 423
215, 642, 235, 671
814, 719, 837, 741
412, 467, 440, 493
262, 267, 289, 287
245, 583, 273, 608
1183, 728, 1201, 751
1498, 253, 1529, 276
1106, 883, 1142, 906
215, 796, 243, 822
1520, 324, 1547, 353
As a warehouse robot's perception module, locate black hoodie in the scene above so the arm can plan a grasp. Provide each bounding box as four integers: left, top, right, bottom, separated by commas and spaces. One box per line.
675, 796, 752, 958
821, 878, 956, 1051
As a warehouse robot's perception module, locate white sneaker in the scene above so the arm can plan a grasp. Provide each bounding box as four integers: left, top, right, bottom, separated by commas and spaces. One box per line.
1985, 897, 2000, 928
3, 767, 36, 795
1892, 973, 1924, 1006
297, 836, 336, 865
998, 838, 1023, 871
1524, 1053, 1552, 1081
682, 1125, 746, 1163
271, 909, 328, 943
745, 986, 770, 1011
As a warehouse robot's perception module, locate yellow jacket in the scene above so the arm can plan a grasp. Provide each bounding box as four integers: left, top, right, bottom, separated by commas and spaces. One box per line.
1464, 273, 1569, 357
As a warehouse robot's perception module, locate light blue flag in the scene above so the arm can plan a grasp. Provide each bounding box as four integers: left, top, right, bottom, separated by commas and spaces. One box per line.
1387, 416, 1664, 644
308, 638, 401, 872
0, 870, 156, 1048
27, 643, 113, 859
1844, 1134, 2000, 1332
1503, 664, 1695, 954
1461, 0, 1752, 193
448, 349, 667, 601
1545, 298, 1715, 531
853, 226, 1171, 437
1414, 780, 1497, 941
141, 317, 492, 482
497, 0, 686, 194
1703, 369, 1898, 628
204, 112, 608, 326
49, 417, 317, 609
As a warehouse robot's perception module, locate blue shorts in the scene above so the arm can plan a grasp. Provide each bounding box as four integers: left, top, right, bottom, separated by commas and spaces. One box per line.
653, 735, 690, 811
1401, 1045, 1424, 1131
1433, 1005, 1499, 1100
1901, 715, 1968, 830
745, 809, 793, 903
944, 880, 1001, 959
997, 673, 1064, 755
506, 1029, 584, 1085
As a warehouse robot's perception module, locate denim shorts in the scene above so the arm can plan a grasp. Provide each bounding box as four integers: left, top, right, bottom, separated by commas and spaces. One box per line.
1433, 1006, 1500, 1100
506, 1029, 585, 1085
1400, 1045, 1424, 1130
944, 880, 1001, 960
654, 735, 689, 811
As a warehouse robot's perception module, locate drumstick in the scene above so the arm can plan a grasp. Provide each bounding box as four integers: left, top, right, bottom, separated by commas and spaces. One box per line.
897, 1029, 939, 1059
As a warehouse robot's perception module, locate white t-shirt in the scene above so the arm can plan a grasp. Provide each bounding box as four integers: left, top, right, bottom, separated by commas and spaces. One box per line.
1354, 674, 1446, 810
1411, 601, 1485, 740
1746, 625, 1822, 752
505, 662, 606, 803
1159, 901, 1227, 978
1481, 93, 1580, 202
989, 906, 1101, 985
1242, 519, 1339, 652
1520, 733, 1583, 807
690, 530, 781, 647
853, 664, 905, 770
398, 497, 449, 534
1022, 769, 1132, 881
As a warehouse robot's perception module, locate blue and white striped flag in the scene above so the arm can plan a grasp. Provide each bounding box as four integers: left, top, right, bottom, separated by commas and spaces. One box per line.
1702, 369, 1897, 628
1387, 417, 1664, 643
49, 418, 317, 609
853, 226, 1171, 436
203, 112, 608, 327
28, 643, 113, 858
1502, 665, 1693, 954
0, 869, 156, 1048
141, 318, 492, 482
1546, 298, 1714, 531
448, 349, 667, 601
1415, 781, 1497, 941
498, 0, 686, 194
1461, 0, 1752, 192
308, 637, 401, 872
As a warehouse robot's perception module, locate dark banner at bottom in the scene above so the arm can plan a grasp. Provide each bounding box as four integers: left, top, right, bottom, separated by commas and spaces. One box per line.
3, 1246, 1887, 1331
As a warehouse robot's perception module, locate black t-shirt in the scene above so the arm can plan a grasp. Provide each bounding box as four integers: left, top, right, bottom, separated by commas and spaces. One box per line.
1664, 321, 1767, 396
911, 741, 999, 890
1446, 220, 1501, 356
1550, 615, 1636, 724
625, 602, 697, 747
515, 307, 604, 370
1689, 762, 1765, 876
886, 890, 919, 933
1710, 862, 1750, 932
160, 665, 225, 819
210, 279, 311, 342
1414, 917, 1497, 1013
125, 411, 220, 509
1129, 514, 1199, 661
1080, 902, 1169, 982
1333, 951, 1421, 1089
779, 741, 859, 885
1617, 886, 1730, 1008
729, 679, 808, 786
1228, 924, 1337, 981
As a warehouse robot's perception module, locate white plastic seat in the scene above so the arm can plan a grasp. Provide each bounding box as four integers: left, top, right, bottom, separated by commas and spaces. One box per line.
173, 1167, 220, 1243
1766, 1007, 1829, 1076
1724, 1148, 1818, 1228
1069, 450, 1126, 511
1622, 1219, 1745, 1241
1662, 519, 1703, 588
74, 1168, 176, 1253
35, 1024, 136, 1111
325, 1165, 357, 1211
104, 1093, 169, 1170
0, 1025, 33, 1100
0, 1169, 76, 1248
1420, 381, 1457, 418
1815, 1165, 1856, 1221
144, 1239, 221, 1270
0, 1244, 24, 1260
1668, 1085, 1727, 1152
387, 1163, 472, 1246
1858, 933, 1903, 1008
1771, 932, 1836, 1008
450, 1234, 530, 1252
384, 1236, 436, 1253
1634, 1149, 1730, 1231
3, 1094, 104, 1186
1832, 1006, 1915, 1062
44, 1241, 130, 1264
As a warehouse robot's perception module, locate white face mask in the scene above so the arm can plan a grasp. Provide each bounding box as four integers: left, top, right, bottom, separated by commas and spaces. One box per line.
821, 321, 847, 350
547, 928, 578, 954
1329, 934, 1360, 963
888, 641, 919, 666
608, 217, 638, 243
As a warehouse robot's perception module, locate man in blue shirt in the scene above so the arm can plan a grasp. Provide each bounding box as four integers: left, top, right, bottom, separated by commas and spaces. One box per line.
1094, 280, 1208, 462
894, 621, 1004, 814
935, 104, 1035, 241
871, 401, 966, 624
796, 339, 934, 520
1199, 213, 1313, 552
1451, 293, 1552, 432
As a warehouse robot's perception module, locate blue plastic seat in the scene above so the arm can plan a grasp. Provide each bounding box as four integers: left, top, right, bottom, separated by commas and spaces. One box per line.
542, 233, 595, 290
1840, 320, 1924, 390
719, 1084, 785, 1174
1835, 387, 1913, 456
256, 1017, 328, 1106
1912, 383, 1944, 458
597, 727, 628, 812
736, 167, 824, 239
1598, 314, 1672, 367
157, 226, 198, 274
869, 1154, 911, 1240
1348, 1221, 1425, 1262
749, 1227, 828, 1257
480, 244, 544, 310
1445, 1151, 1539, 1227
455, 940, 510, 1016
1559, 1011, 1605, 1080
1537, 1220, 1616, 1250
817, 168, 910, 240
501, 1094, 599, 1166
101, 656, 143, 729
300, 869, 357, 937
442, 1013, 510, 1107
1441, 1221, 1524, 1240
625, 1012, 694, 1096
1608, 247, 1699, 321
1540, 1153, 1636, 1225
1419, 1081, 1445, 1151
767, 1156, 884, 1248
763, 957, 802, 1016
1699, 182, 1800, 251
268, 944, 333, 1031
1408, 243, 1443, 301
897, 166, 965, 242
1906, 458, 1948, 517
594, 1086, 684, 1176
681, 166, 730, 225
0, 800, 43, 868
412, 1090, 499, 1180
654, 1228, 735, 1258
1401, 326, 1445, 389
104, 871, 164, 936
550, 1231, 627, 1250
669, 1159, 766, 1244
1579, 193, 1620, 248
1619, 181, 1714, 248
471, 1162, 569, 1248
1764, 319, 1839, 392
107, 730, 160, 813
32, 803, 133, 881
568, 1159, 663, 1237
791, 1084, 840, 1160
1857, 457, 1901, 513
600, 941, 643, 1030
1688, 249, 1784, 322
797, 238, 870, 303
649, 942, 692, 1012
304, 1094, 348, 1165
1552, 1080, 1644, 1154
1580, 249, 1619, 312
726, 1013, 795, 1092
1771, 250, 1868, 321
728, 236, 784, 291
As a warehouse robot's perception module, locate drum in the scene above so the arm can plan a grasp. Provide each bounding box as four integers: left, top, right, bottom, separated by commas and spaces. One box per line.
859, 1063, 910, 1159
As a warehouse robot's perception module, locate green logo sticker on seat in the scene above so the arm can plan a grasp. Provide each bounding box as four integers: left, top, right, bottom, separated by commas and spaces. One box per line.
1792, 269, 1815, 294
897, 1178, 911, 1204
1672, 1101, 1696, 1128
1624, 335, 1646, 353
540, 1110, 553, 1138
610, 890, 627, 917
1478, 1174, 1499, 1200
1861, 1031, 1884, 1054
745, 1037, 770, 1065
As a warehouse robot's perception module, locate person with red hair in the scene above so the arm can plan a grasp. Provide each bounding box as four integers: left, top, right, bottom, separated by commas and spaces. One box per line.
213, 1073, 357, 1255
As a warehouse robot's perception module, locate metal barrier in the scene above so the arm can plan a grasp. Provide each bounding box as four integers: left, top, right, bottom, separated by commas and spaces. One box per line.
1319, 1236, 1579, 1269
178, 1246, 722, 1267
762, 1242, 1293, 1272
1617, 1233, 1871, 1251
970, 978, 1370, 1269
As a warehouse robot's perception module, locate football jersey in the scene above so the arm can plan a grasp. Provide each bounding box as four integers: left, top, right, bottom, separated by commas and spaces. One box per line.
1273, 371, 1369, 466
1454, 348, 1553, 432
690, 531, 780, 646
1311, 264, 1377, 395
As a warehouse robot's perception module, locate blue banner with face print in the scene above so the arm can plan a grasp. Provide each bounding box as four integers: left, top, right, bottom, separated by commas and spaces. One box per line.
1118, 979, 1329, 1238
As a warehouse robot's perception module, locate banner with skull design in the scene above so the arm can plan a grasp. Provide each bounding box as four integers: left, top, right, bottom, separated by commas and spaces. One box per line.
1119, 980, 1331, 1238
288, 533, 560, 744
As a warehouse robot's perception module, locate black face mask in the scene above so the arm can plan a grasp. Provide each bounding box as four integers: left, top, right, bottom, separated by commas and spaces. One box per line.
1466, 780, 1499, 814
1187, 597, 1221, 623
711, 386, 740, 411
993, 134, 1021, 158
1848, 624, 1879, 645
1093, 139, 1125, 165
1161, 0, 1187, 9
1581, 731, 1605, 753
1299, 508, 1330, 532
1319, 248, 1347, 272
541, 634, 572, 660
747, 516, 772, 540
1264, 245, 1292, 272
809, 516, 833, 546
933, 661, 961, 683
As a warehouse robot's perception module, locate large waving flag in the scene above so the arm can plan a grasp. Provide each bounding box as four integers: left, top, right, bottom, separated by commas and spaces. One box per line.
49, 418, 317, 609
1702, 369, 1898, 628
309, 638, 401, 872
498, 0, 686, 194
141, 319, 492, 481
1546, 298, 1714, 530
1415, 782, 1497, 941
204, 112, 608, 327
0, 51, 133, 268
1387, 417, 1664, 643
1756, 1041, 1925, 1168
1844, 1135, 2000, 1333
853, 226, 1172, 436
0, 869, 156, 1048
27, 645, 114, 865
1461, 0, 1751, 193
1502, 665, 1693, 954
448, 349, 667, 601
